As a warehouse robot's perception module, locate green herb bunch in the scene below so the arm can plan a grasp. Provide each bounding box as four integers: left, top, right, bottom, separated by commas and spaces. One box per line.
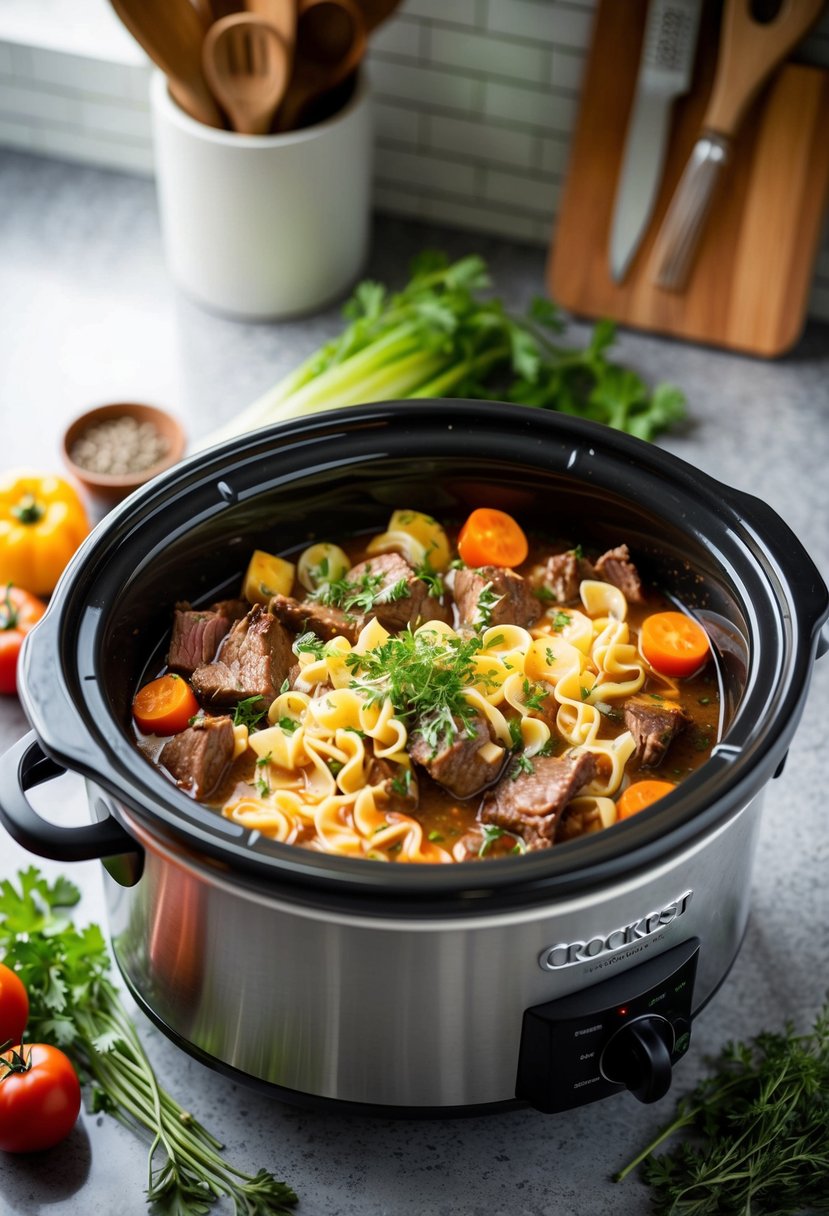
198, 253, 686, 450
0, 868, 297, 1216
616, 1000, 829, 1215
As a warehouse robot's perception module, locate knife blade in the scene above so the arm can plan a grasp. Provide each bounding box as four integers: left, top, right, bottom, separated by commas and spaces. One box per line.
609, 0, 703, 284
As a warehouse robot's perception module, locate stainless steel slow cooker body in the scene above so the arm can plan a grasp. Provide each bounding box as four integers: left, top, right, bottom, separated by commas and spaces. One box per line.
2, 402, 827, 1114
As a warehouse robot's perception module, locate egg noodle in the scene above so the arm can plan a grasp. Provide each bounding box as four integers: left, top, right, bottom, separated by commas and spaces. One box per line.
223, 578, 654, 863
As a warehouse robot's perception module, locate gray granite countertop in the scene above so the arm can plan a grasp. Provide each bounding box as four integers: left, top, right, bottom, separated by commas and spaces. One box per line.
1, 148, 828, 1216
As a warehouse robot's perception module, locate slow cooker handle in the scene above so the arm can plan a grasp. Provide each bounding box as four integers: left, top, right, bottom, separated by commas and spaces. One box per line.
722, 484, 829, 656
0, 732, 139, 861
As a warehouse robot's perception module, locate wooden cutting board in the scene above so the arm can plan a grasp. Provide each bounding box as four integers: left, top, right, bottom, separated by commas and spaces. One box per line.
547, 0, 829, 357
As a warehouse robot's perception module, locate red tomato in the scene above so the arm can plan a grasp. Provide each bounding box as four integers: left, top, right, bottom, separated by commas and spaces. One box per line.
0, 585, 47, 696
0, 1043, 81, 1153
0, 963, 29, 1045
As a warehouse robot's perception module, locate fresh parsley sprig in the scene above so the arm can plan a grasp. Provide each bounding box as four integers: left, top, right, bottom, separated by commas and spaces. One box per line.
0, 869, 297, 1216
616, 1000, 829, 1215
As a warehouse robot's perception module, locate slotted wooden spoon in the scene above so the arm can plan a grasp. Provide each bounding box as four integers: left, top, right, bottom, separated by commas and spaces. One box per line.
203, 13, 291, 134
275, 0, 366, 132
110, 0, 222, 127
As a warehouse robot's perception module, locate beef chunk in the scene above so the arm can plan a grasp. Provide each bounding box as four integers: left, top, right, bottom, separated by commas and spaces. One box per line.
366, 755, 419, 815
191, 605, 292, 704
409, 710, 505, 799
167, 599, 247, 676
346, 553, 452, 632
624, 695, 690, 767
594, 544, 644, 604
453, 566, 540, 629
270, 593, 361, 643
536, 551, 580, 604
160, 715, 235, 799
480, 751, 597, 850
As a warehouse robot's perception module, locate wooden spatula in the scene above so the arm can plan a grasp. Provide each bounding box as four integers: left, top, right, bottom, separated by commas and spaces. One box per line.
275, 0, 366, 132
203, 13, 290, 134
651, 0, 827, 292
110, 0, 222, 128
246, 0, 298, 50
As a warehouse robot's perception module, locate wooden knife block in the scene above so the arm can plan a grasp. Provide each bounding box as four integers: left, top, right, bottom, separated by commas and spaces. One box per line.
547, 0, 829, 356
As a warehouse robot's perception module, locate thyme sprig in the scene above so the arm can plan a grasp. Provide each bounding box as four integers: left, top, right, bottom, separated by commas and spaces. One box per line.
616, 1000, 829, 1215
0, 869, 297, 1216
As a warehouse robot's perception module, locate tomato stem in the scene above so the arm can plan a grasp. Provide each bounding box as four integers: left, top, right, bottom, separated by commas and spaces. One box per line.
0, 1042, 31, 1076
0, 584, 19, 632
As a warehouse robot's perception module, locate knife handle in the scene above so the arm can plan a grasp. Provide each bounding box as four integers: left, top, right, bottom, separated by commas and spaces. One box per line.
650, 132, 729, 293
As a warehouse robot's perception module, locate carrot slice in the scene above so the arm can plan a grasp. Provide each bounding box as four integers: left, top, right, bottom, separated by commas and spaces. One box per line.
132, 674, 200, 736
617, 779, 677, 820
640, 611, 709, 678
457, 508, 528, 568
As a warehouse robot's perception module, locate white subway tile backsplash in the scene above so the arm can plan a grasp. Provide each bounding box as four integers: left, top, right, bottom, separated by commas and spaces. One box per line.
0, 1, 826, 324
373, 98, 420, 146
376, 145, 478, 195
405, 0, 479, 26
484, 166, 560, 217
484, 80, 577, 132
551, 48, 586, 92
426, 113, 538, 171
370, 15, 424, 60
422, 193, 541, 242
0, 79, 84, 125
427, 25, 548, 84
486, 0, 593, 49
370, 57, 478, 113
540, 135, 570, 177
27, 124, 153, 175
81, 96, 150, 141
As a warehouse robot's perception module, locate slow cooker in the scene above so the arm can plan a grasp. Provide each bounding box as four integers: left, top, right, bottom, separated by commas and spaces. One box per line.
1, 402, 826, 1115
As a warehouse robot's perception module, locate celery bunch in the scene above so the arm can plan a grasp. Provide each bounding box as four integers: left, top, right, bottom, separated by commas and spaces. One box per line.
199, 252, 685, 449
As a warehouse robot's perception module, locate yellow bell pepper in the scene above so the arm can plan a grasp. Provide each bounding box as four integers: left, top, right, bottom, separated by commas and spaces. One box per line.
0, 470, 90, 596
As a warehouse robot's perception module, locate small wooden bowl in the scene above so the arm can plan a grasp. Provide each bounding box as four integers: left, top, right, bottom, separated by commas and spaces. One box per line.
62, 403, 186, 504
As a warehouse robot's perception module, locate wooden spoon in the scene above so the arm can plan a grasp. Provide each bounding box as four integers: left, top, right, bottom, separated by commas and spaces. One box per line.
275, 0, 366, 132
246, 0, 298, 50
353, 0, 403, 31
203, 13, 291, 134
652, 0, 827, 291
109, 0, 222, 128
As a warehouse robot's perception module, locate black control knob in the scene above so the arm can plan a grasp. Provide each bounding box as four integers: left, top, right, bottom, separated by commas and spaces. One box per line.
599, 1015, 674, 1104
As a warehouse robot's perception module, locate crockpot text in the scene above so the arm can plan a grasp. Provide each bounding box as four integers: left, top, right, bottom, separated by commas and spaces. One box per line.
538, 891, 694, 971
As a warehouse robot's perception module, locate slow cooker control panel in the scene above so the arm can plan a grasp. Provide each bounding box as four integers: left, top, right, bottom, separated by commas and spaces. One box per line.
516, 938, 700, 1113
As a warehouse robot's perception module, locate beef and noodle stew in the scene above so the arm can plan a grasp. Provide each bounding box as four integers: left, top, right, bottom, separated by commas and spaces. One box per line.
132, 508, 720, 863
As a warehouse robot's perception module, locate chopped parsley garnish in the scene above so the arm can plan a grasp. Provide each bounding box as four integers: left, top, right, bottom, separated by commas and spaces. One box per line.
522, 678, 548, 712
509, 753, 535, 780
293, 631, 325, 658
427, 830, 444, 843
277, 716, 300, 734
309, 569, 399, 613
508, 716, 524, 750
699, 695, 712, 705
380, 577, 411, 603
580, 685, 592, 701
475, 581, 504, 629
327, 759, 343, 776
536, 585, 556, 602
512, 838, 528, 854
551, 611, 572, 632
345, 627, 487, 754
279, 677, 290, 694
415, 557, 445, 599
390, 769, 413, 798
648, 692, 665, 701
255, 761, 271, 798
571, 544, 584, 559
344, 725, 366, 738
537, 737, 558, 757
233, 695, 267, 731
478, 823, 506, 856
485, 633, 506, 649
188, 712, 206, 728
449, 558, 466, 570
545, 646, 556, 664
